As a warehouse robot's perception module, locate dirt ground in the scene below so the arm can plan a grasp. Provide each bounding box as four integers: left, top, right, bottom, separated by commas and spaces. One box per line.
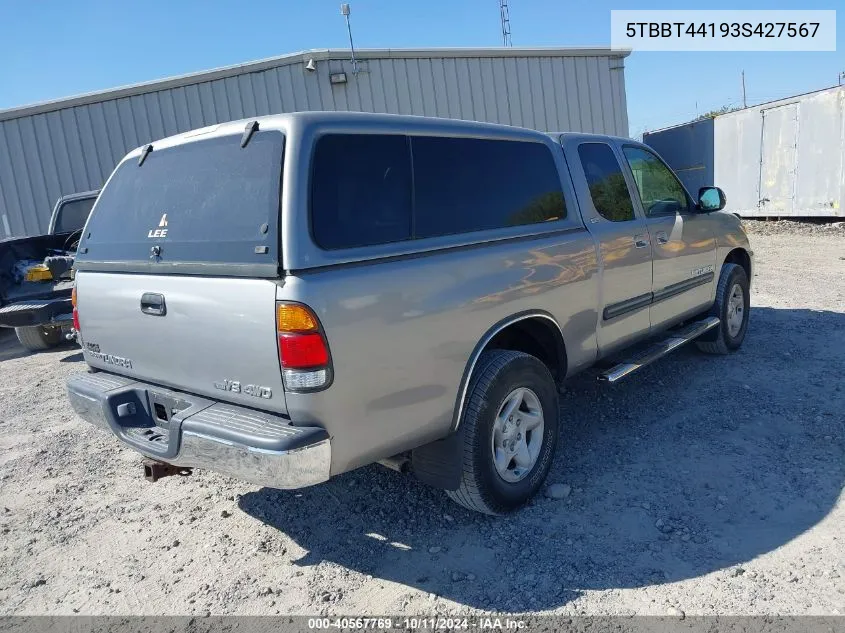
0, 221, 843, 617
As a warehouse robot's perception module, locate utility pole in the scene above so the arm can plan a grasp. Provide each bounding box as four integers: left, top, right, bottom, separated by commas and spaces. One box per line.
741, 70, 747, 108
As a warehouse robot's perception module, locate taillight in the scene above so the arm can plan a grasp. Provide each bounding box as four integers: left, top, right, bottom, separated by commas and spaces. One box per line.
72, 286, 80, 332
279, 333, 329, 367
276, 303, 331, 391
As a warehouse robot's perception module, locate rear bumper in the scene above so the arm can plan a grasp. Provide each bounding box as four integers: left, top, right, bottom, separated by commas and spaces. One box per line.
0, 297, 72, 328
66, 371, 330, 489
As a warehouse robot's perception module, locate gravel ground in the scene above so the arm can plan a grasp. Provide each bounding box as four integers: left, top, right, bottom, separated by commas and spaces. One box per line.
742, 218, 845, 238
0, 224, 843, 617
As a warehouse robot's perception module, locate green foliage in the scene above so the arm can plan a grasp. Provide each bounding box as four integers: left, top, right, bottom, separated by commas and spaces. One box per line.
695, 104, 743, 121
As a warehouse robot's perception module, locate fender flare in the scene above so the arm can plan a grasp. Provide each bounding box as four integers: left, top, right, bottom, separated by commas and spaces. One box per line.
412, 310, 566, 491
449, 309, 566, 433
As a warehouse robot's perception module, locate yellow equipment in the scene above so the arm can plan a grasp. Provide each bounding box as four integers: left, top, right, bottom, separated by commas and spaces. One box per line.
24, 264, 53, 282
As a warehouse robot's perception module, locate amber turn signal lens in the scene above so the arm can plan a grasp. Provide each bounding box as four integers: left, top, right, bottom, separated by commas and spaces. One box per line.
71, 286, 77, 308
276, 303, 318, 333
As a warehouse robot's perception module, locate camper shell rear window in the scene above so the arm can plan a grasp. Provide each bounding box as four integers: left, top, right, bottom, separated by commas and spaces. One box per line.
75, 131, 283, 276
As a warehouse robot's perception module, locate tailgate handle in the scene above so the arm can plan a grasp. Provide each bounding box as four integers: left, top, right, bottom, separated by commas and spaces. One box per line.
140, 293, 166, 316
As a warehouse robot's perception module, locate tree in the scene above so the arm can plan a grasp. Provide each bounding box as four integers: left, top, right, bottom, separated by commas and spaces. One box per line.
695, 105, 743, 121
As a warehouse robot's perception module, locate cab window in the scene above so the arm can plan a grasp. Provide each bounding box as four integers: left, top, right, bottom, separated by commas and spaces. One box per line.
577, 143, 635, 222
622, 146, 690, 217
54, 196, 96, 233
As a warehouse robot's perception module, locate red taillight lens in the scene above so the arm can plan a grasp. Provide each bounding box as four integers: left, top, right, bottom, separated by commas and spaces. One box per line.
278, 333, 329, 369
276, 302, 332, 391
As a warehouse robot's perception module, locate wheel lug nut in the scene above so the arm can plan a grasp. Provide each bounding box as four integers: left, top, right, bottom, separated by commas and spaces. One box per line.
508, 416, 513, 422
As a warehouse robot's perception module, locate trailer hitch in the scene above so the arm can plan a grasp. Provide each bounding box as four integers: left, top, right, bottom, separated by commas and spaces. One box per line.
143, 460, 192, 482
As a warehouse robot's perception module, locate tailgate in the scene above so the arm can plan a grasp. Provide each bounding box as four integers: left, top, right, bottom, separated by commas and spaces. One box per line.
75, 271, 287, 414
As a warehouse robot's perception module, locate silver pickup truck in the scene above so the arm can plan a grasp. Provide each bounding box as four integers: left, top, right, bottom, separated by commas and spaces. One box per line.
66, 112, 752, 515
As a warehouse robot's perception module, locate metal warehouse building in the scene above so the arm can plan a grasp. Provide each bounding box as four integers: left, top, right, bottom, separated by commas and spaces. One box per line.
0, 46, 630, 238
645, 84, 845, 218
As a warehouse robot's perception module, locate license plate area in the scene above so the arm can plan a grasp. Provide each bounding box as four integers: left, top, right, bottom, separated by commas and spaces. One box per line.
146, 391, 192, 428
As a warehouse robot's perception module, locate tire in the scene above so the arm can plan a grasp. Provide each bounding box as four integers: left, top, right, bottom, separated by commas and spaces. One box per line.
695, 263, 750, 355
15, 325, 62, 352
446, 350, 559, 515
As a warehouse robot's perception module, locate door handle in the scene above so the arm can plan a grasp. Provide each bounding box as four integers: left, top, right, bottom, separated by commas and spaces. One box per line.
656, 231, 669, 245
633, 234, 649, 248
140, 292, 166, 316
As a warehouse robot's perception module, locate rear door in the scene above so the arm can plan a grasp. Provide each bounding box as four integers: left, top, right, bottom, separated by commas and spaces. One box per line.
74, 128, 288, 413
620, 144, 716, 332
564, 138, 653, 356
758, 104, 799, 216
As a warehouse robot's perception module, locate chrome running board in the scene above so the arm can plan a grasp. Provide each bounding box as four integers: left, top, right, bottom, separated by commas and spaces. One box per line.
598, 316, 720, 383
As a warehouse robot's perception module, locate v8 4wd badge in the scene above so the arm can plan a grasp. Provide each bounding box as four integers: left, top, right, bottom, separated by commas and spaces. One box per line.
213, 379, 272, 399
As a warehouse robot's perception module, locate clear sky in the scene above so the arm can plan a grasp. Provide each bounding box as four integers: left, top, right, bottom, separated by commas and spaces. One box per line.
0, 0, 841, 137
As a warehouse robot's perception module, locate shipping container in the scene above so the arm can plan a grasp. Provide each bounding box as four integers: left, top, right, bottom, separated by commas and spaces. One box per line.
0, 47, 630, 238
645, 85, 845, 218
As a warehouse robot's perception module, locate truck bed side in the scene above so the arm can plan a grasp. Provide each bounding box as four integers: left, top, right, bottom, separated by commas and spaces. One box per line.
279, 230, 599, 475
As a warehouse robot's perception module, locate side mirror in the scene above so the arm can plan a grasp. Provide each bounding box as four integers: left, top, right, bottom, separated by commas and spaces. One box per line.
698, 187, 726, 212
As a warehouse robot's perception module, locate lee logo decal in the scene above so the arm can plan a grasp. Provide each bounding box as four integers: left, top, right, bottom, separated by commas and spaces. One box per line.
148, 213, 168, 239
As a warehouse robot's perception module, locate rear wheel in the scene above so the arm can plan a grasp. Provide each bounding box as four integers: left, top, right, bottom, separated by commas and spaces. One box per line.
15, 325, 62, 352
446, 350, 559, 515
696, 263, 750, 354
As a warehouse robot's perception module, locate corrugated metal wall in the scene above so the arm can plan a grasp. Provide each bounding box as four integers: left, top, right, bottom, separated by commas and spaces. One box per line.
0, 49, 629, 238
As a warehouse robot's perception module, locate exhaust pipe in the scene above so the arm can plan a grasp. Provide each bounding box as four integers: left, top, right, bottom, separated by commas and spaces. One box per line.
377, 454, 411, 473
143, 459, 192, 482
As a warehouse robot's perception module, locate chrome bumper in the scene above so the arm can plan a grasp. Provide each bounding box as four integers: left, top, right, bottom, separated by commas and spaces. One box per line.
66, 371, 331, 490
